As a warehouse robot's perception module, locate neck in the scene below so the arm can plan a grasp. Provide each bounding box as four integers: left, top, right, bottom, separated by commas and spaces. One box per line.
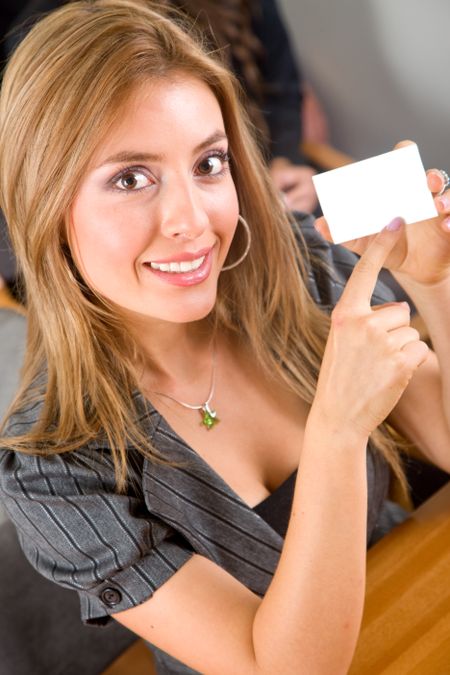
127, 313, 216, 392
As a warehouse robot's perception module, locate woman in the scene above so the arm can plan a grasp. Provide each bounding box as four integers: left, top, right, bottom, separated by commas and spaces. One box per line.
0, 1, 449, 673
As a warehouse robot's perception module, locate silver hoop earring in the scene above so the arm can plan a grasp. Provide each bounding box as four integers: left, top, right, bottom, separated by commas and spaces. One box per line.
221, 215, 251, 272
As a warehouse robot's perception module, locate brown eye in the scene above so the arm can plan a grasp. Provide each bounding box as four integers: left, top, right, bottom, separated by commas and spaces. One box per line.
114, 169, 151, 191
120, 173, 138, 189
197, 155, 225, 176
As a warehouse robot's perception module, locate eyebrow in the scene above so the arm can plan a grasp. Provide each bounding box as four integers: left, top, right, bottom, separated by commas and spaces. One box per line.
96, 130, 228, 168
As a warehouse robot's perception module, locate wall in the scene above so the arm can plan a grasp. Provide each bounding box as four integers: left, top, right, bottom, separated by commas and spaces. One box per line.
278, 0, 450, 169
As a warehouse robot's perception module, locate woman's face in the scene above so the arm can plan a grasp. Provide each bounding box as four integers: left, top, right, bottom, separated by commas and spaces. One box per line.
70, 75, 240, 324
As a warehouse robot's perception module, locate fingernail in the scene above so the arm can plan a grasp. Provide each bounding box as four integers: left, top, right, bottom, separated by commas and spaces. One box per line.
385, 217, 404, 231
437, 196, 449, 211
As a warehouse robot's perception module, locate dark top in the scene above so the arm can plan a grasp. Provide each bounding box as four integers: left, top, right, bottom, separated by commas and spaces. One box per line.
253, 470, 297, 539
0, 215, 398, 674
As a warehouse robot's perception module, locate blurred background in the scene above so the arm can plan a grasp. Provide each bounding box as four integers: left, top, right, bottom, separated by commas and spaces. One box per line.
279, 0, 450, 168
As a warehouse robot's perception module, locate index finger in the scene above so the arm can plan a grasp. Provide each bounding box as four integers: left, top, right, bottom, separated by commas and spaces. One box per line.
338, 217, 404, 310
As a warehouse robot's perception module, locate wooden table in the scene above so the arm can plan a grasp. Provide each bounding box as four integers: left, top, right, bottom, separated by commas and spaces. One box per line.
349, 483, 450, 674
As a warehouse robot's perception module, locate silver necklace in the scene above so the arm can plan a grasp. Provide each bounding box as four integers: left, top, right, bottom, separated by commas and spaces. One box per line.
153, 344, 219, 430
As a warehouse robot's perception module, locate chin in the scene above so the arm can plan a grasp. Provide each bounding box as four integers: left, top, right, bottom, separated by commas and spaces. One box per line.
165, 299, 216, 324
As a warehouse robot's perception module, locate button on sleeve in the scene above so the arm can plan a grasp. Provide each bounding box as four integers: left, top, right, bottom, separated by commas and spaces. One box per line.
100, 587, 122, 607
0, 447, 194, 625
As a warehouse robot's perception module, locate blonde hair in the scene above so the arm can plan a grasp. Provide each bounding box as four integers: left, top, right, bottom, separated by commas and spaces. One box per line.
0, 0, 406, 491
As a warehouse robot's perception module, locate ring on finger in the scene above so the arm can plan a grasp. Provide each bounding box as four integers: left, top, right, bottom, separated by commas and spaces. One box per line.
437, 169, 450, 197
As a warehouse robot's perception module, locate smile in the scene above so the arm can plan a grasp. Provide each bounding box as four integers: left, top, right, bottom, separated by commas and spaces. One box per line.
149, 255, 205, 273
143, 246, 214, 287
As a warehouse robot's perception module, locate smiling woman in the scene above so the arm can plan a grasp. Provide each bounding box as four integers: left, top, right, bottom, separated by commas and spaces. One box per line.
1, 1, 450, 674
70, 76, 239, 321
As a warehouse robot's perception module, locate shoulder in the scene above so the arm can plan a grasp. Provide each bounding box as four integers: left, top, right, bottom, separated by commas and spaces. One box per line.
0, 429, 194, 626
0, 391, 162, 510
291, 211, 397, 310
2, 396, 43, 439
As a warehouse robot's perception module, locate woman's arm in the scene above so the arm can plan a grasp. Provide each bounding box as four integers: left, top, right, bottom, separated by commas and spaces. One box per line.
315, 149, 450, 473
114, 224, 426, 674
387, 275, 450, 472
115, 427, 368, 675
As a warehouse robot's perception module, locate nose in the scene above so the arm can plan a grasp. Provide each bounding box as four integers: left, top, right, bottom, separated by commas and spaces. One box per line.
158, 176, 209, 241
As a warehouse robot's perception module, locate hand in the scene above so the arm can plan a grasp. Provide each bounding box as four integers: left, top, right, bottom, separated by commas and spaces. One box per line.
270, 159, 318, 213
310, 223, 429, 439
315, 140, 450, 286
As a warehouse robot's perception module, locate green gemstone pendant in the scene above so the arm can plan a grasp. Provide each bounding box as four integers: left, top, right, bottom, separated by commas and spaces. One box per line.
200, 402, 219, 430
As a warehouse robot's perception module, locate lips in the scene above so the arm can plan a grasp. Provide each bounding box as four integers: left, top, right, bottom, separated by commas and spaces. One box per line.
148, 246, 213, 265
143, 245, 214, 287
149, 254, 206, 274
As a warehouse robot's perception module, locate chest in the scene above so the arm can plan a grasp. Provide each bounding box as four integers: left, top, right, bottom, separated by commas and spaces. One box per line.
150, 351, 310, 508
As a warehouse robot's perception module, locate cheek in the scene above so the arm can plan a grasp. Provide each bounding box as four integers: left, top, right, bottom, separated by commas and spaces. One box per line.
205, 179, 240, 235
223, 189, 240, 244
70, 194, 147, 275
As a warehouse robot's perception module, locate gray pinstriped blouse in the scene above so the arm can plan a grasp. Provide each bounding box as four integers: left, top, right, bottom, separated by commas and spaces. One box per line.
0, 216, 396, 674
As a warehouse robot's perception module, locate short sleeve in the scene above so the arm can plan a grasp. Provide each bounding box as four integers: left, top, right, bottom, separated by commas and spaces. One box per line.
0, 446, 194, 625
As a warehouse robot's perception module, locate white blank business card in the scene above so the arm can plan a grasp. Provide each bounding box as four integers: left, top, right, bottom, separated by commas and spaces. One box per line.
312, 144, 438, 244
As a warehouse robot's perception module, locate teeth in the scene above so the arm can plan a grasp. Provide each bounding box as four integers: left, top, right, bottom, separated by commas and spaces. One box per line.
150, 255, 205, 273
191, 257, 205, 270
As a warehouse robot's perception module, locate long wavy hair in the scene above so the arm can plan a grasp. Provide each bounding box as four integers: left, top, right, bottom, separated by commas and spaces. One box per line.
0, 0, 405, 491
